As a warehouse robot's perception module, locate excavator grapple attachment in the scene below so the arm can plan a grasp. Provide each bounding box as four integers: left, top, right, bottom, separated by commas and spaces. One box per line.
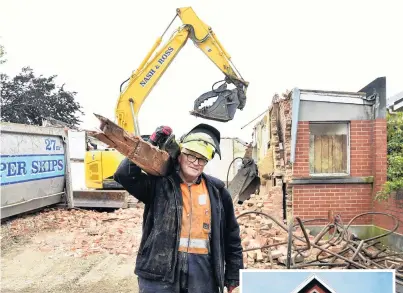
228, 157, 261, 204
190, 79, 247, 122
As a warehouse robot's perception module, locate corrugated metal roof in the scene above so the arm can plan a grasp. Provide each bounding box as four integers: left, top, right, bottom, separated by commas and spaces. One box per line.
387, 91, 403, 107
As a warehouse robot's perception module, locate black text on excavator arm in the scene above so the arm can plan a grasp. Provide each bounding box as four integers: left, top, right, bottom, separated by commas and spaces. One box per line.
115, 7, 249, 135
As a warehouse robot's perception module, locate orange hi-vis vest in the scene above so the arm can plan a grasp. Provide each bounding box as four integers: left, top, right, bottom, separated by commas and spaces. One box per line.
178, 178, 211, 254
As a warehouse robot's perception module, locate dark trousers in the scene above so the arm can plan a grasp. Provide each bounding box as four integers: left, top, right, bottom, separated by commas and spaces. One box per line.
138, 252, 219, 293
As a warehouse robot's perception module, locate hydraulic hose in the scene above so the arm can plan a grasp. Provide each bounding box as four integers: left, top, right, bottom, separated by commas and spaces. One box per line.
226, 157, 244, 188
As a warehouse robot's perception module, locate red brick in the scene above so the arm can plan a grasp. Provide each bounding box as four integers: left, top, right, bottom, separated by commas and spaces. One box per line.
292, 184, 373, 224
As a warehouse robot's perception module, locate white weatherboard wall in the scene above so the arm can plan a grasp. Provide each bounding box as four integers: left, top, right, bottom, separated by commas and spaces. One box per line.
67, 130, 87, 191
68, 130, 86, 159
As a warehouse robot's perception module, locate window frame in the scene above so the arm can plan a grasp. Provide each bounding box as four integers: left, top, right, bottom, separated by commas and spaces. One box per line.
308, 121, 350, 177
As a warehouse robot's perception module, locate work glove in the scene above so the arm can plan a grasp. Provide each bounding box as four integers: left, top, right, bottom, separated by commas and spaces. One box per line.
227, 286, 237, 293
225, 280, 239, 293
149, 126, 173, 147
148, 125, 181, 164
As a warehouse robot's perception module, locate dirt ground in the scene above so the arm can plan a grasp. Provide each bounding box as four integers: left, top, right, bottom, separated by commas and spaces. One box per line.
1, 206, 143, 293
0, 205, 241, 293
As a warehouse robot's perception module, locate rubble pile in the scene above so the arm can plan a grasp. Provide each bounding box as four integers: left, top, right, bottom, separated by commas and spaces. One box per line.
235, 189, 284, 222
235, 192, 289, 269
237, 214, 288, 269
237, 210, 386, 270
234, 199, 403, 278
2, 206, 144, 257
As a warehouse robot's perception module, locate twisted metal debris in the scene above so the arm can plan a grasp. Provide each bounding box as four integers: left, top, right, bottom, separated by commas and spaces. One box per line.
236, 211, 403, 287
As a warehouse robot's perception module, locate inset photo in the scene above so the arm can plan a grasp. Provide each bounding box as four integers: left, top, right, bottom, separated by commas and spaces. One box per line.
240, 269, 396, 293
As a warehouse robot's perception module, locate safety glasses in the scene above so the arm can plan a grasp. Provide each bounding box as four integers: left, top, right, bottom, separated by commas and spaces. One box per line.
182, 153, 208, 166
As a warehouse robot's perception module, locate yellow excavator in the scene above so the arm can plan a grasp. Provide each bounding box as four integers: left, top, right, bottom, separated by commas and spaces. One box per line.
85, 7, 250, 190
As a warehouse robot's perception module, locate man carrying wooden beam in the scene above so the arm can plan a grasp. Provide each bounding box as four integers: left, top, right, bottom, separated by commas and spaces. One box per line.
114, 123, 243, 293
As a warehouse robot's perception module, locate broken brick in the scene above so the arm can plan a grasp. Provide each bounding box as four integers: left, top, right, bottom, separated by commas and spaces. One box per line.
87, 114, 171, 176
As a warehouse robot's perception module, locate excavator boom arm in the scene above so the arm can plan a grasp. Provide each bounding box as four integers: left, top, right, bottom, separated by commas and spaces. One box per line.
177, 7, 246, 86
116, 26, 190, 134
115, 7, 248, 134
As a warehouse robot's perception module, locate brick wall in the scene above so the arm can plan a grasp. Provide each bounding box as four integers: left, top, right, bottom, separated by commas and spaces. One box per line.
292, 121, 374, 224
293, 184, 373, 224
372, 119, 387, 194
350, 120, 373, 176
293, 122, 309, 177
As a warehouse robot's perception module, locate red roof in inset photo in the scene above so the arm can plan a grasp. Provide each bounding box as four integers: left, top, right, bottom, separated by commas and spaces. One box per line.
290, 274, 337, 293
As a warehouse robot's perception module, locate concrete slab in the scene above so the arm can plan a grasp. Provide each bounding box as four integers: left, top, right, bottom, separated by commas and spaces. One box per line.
73, 190, 128, 208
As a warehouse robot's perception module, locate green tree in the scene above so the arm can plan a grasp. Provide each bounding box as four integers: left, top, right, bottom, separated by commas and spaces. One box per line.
1, 66, 84, 127
0, 44, 6, 64
376, 111, 403, 201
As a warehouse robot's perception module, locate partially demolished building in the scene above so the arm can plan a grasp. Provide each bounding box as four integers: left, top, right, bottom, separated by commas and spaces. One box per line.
250, 77, 403, 237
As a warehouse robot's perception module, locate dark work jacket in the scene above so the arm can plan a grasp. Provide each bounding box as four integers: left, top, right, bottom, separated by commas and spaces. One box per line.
113, 158, 243, 292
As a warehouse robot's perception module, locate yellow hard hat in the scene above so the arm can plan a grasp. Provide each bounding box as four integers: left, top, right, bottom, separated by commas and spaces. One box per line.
180, 132, 216, 160
179, 123, 221, 161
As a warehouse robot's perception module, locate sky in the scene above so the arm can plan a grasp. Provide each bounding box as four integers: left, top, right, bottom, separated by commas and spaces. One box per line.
1, 0, 402, 142
241, 270, 394, 293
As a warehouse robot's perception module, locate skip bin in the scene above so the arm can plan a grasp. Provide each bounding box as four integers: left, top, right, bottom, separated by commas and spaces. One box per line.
0, 122, 73, 219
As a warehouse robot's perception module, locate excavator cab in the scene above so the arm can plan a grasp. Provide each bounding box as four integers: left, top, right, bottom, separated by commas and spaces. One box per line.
190, 78, 247, 122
